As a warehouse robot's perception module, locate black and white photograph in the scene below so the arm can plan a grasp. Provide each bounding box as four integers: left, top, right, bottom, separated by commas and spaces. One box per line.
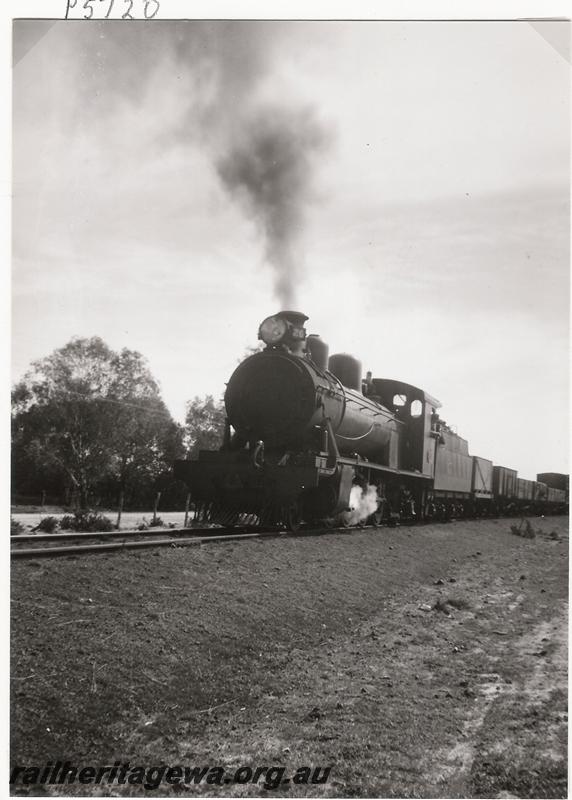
9, 6, 569, 798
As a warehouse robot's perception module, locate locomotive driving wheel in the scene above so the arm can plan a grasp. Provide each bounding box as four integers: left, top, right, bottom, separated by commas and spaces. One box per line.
283, 500, 302, 532
372, 507, 384, 526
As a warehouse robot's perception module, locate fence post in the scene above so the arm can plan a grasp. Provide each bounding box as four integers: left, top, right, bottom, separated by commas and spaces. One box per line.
116, 491, 124, 530
184, 493, 191, 528
152, 492, 161, 526
41, 490, 46, 509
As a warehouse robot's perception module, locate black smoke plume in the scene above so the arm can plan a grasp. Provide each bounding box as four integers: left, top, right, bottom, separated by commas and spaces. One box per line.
48, 21, 332, 306
216, 106, 330, 308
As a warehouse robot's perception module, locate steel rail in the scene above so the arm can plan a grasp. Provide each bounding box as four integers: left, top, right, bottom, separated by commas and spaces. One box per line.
11, 530, 287, 559
10, 527, 229, 543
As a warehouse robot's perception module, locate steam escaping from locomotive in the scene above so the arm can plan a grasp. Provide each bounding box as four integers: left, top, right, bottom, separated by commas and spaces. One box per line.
216, 107, 330, 308
343, 485, 380, 526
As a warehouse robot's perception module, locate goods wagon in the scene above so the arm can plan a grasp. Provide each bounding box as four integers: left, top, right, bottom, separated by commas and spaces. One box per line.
472, 456, 493, 498
537, 473, 569, 492
492, 467, 518, 499
516, 478, 535, 501
433, 430, 473, 495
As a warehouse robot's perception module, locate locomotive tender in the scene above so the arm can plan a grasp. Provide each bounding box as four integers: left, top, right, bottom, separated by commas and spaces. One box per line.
174, 311, 568, 529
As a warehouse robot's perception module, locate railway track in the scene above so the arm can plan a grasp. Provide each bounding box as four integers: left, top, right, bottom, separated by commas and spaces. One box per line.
11, 512, 552, 559
10, 523, 364, 559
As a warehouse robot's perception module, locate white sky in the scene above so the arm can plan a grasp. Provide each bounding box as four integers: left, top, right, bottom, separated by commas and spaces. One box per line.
12, 19, 570, 479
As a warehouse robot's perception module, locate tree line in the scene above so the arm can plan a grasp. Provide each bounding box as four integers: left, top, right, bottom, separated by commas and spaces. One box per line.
11, 337, 228, 510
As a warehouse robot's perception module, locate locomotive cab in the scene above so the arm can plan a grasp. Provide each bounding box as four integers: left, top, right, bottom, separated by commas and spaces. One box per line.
371, 379, 439, 476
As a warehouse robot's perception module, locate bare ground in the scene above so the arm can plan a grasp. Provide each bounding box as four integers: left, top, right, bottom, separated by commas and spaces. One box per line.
10, 516, 568, 797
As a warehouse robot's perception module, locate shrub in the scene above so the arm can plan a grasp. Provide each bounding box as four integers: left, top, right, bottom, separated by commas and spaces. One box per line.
59, 510, 114, 532
135, 516, 165, 530
434, 597, 471, 614
510, 519, 536, 539
447, 597, 471, 611
36, 516, 59, 533
433, 598, 451, 614
135, 517, 166, 530
11, 517, 25, 535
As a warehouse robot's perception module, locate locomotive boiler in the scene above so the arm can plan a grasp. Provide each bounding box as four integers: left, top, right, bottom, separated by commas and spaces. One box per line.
225, 311, 397, 460
174, 310, 568, 529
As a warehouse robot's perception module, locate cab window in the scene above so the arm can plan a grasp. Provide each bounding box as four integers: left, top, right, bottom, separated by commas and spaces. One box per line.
410, 399, 423, 418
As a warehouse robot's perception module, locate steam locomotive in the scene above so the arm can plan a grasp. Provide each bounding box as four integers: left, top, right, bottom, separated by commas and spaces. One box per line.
174, 311, 568, 529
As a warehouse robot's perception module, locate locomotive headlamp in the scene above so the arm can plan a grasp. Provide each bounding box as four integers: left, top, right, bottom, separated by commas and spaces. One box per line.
259, 315, 288, 345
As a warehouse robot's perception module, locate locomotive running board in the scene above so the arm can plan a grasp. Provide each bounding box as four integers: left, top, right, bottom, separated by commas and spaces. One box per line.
336, 457, 433, 480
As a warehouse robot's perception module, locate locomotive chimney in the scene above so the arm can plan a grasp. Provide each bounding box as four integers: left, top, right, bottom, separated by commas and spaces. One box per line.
278, 311, 308, 356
